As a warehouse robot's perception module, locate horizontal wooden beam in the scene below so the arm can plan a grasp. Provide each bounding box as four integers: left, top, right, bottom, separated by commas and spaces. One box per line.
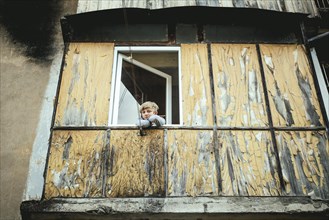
52, 126, 327, 131
21, 197, 329, 220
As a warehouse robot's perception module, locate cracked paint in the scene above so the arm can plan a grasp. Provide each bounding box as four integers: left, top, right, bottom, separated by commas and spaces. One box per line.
211, 44, 268, 127
55, 43, 114, 126
44, 130, 106, 199
182, 44, 213, 126
260, 44, 324, 127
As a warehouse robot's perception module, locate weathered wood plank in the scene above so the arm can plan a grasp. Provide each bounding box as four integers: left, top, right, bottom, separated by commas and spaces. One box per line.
254, 0, 282, 11
284, 0, 318, 15
260, 44, 324, 127
44, 130, 106, 199
276, 131, 329, 199
219, 130, 281, 196
55, 43, 114, 126
77, 0, 318, 16
218, 0, 233, 7
167, 130, 218, 196
211, 44, 268, 127
181, 44, 213, 126
106, 130, 165, 197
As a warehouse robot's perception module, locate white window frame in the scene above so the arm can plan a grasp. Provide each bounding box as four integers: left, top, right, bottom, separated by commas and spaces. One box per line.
108, 46, 182, 126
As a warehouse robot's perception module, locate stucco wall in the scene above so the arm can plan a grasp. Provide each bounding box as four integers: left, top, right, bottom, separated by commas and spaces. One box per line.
0, 1, 78, 219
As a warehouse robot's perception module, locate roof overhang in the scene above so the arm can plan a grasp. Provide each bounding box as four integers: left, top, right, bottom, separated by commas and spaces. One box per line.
61, 6, 308, 43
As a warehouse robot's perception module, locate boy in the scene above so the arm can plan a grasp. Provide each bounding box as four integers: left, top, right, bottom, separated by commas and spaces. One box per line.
136, 101, 165, 128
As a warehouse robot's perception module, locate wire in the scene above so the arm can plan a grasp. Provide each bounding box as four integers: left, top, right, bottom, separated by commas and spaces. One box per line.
123, 3, 145, 136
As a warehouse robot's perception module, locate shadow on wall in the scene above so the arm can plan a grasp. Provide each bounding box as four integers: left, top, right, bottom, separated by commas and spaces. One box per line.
0, 0, 66, 60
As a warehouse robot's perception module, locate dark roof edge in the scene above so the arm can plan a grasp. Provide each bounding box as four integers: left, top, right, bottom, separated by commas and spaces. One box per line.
60, 6, 308, 43
62, 6, 309, 25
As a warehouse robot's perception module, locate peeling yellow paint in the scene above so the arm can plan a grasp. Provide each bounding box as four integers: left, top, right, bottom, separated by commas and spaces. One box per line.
219, 130, 281, 196
167, 130, 217, 196
55, 43, 114, 126
276, 131, 329, 198
211, 44, 268, 127
106, 130, 164, 197
181, 44, 213, 126
44, 130, 106, 199
260, 44, 324, 127
47, 42, 329, 201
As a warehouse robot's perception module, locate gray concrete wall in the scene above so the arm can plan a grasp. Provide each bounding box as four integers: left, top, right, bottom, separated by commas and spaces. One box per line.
0, 1, 78, 219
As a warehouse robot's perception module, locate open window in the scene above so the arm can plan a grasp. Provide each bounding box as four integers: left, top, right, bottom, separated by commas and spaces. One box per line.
109, 47, 181, 125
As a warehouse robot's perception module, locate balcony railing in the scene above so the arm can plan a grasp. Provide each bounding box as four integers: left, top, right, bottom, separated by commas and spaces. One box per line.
315, 0, 329, 10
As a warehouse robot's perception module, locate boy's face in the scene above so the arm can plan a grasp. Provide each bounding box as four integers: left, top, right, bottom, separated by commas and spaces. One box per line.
141, 107, 156, 119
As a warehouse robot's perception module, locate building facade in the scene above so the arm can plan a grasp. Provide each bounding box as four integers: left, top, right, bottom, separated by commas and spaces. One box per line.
20, 1, 329, 219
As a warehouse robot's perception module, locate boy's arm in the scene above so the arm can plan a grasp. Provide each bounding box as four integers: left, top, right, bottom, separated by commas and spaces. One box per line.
136, 118, 151, 128
148, 115, 166, 127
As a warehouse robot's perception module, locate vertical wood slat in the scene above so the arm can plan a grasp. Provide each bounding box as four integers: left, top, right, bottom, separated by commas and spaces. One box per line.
276, 131, 329, 199
98, 0, 112, 11
284, 0, 317, 14
55, 43, 114, 127
218, 0, 234, 7
219, 130, 281, 196
167, 130, 218, 196
211, 44, 268, 127
44, 130, 106, 199
260, 44, 324, 127
76, 0, 91, 13
106, 130, 165, 197
181, 44, 213, 126
76, 0, 318, 16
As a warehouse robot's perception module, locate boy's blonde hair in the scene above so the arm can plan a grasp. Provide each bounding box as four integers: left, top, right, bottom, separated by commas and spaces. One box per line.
139, 101, 159, 113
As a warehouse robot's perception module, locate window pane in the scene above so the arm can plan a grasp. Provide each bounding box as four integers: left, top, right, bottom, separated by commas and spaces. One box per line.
118, 60, 167, 124
112, 49, 180, 125
126, 52, 180, 124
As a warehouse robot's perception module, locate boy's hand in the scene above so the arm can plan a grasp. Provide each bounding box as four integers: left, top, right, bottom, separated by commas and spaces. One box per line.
148, 115, 165, 127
